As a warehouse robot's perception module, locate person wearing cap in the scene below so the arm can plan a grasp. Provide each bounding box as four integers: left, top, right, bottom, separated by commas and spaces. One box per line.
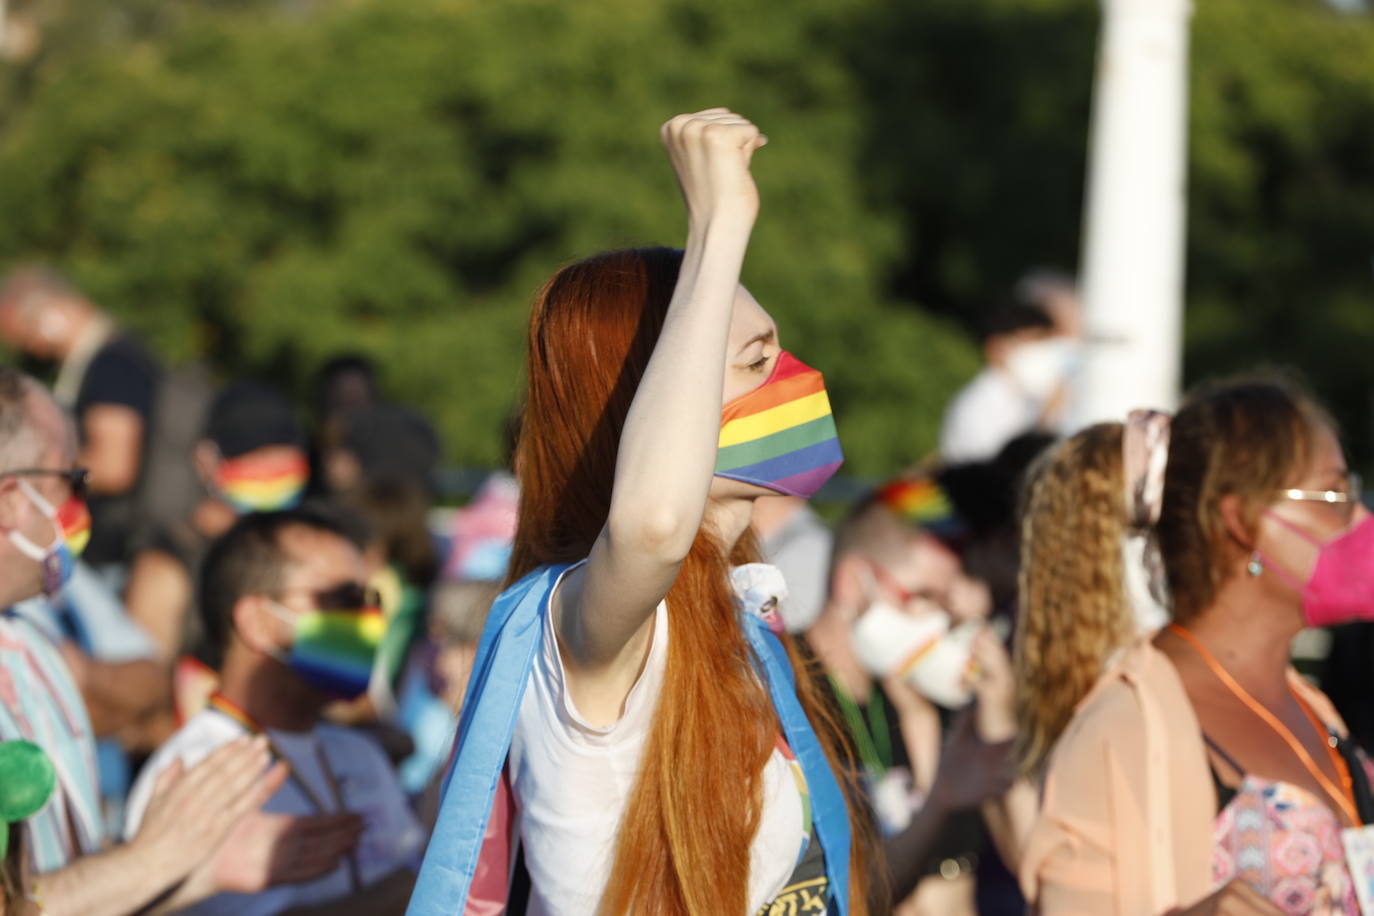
123, 381, 311, 738
805, 474, 1030, 915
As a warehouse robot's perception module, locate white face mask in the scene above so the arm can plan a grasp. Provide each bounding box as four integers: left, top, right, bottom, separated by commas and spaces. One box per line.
850, 600, 979, 709
1004, 337, 1080, 402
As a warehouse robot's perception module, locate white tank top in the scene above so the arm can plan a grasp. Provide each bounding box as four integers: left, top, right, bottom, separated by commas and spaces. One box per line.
506, 563, 807, 915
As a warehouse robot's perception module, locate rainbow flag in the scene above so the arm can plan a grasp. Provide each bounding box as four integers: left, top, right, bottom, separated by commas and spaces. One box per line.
716, 352, 843, 498
217, 450, 309, 513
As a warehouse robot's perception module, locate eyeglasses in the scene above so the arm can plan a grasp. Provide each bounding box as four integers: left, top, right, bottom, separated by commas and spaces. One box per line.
0, 467, 89, 500
276, 582, 382, 612
1279, 471, 1364, 523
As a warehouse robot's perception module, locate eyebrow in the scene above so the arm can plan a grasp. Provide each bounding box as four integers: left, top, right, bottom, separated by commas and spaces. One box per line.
736, 328, 775, 355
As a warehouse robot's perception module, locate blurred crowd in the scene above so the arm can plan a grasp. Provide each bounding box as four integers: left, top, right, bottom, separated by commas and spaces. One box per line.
0, 264, 1089, 916
0, 268, 510, 915
0, 250, 1369, 916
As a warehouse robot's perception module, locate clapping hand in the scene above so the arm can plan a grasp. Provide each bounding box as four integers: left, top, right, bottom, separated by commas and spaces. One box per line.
209, 810, 364, 893
132, 736, 288, 885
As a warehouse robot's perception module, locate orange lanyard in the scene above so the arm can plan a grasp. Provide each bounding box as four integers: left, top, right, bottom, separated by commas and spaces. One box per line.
207, 692, 363, 890
1169, 624, 1361, 827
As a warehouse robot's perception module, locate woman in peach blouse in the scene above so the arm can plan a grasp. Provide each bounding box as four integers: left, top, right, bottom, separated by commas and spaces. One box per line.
1015, 377, 1374, 916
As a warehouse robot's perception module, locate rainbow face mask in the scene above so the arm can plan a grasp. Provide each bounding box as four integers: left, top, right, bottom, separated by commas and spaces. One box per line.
216, 450, 309, 514
715, 351, 844, 498
8, 479, 90, 597
267, 598, 385, 700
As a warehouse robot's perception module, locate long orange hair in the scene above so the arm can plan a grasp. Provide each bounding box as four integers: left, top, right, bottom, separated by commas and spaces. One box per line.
508, 247, 876, 915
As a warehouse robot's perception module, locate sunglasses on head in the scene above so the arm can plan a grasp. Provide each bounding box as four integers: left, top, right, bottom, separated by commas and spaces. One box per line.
277, 582, 382, 612
0, 467, 89, 500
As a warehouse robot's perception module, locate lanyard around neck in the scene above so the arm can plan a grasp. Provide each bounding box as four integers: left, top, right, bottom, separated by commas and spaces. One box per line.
827, 676, 893, 780
206, 692, 362, 890
1168, 624, 1361, 827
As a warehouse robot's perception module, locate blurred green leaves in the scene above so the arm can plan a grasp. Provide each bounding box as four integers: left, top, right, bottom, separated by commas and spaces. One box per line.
0, 0, 1372, 473
0, 0, 977, 474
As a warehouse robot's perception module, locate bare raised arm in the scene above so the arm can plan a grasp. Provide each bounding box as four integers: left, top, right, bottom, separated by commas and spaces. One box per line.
554, 109, 767, 725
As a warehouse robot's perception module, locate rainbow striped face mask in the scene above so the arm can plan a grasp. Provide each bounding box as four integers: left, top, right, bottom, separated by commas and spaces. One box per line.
8, 479, 91, 597
266, 591, 385, 700
215, 450, 309, 514
715, 351, 844, 498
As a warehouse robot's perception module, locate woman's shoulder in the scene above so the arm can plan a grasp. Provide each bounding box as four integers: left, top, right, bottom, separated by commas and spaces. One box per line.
474, 560, 586, 634
1053, 638, 1192, 763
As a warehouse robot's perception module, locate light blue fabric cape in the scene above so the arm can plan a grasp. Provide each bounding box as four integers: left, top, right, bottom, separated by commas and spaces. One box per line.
407, 564, 852, 915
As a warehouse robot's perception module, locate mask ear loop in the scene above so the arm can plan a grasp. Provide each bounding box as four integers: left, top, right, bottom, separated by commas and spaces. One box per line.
8, 478, 63, 560
1254, 510, 1323, 593
257, 597, 301, 664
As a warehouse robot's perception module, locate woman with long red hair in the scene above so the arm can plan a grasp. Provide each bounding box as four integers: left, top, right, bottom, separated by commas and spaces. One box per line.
408, 111, 875, 915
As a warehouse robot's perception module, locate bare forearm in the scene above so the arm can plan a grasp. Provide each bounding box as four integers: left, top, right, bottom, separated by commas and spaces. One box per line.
560, 111, 766, 674
80, 406, 144, 496
36, 843, 176, 916
580, 221, 754, 663
610, 221, 751, 547
981, 780, 1038, 874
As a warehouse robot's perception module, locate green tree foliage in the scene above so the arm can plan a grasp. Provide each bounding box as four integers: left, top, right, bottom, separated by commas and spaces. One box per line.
1, 0, 1372, 474
841, 0, 1098, 316
848, 0, 1374, 461
0, 0, 977, 475
1188, 0, 1374, 459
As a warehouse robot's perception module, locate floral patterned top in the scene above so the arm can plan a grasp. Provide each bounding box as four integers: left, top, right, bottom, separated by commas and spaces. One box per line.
1211, 775, 1357, 915
1209, 736, 1374, 915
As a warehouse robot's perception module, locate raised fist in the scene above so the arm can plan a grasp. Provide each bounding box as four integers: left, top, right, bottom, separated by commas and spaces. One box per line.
660, 108, 767, 229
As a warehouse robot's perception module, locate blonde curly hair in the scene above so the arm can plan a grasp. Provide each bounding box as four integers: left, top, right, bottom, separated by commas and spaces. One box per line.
1014, 375, 1332, 778
1014, 423, 1135, 778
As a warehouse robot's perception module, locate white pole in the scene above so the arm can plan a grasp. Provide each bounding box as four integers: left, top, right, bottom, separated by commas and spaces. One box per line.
1068, 0, 1192, 427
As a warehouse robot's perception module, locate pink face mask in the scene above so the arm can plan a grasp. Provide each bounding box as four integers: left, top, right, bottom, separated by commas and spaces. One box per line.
1259, 512, 1374, 628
